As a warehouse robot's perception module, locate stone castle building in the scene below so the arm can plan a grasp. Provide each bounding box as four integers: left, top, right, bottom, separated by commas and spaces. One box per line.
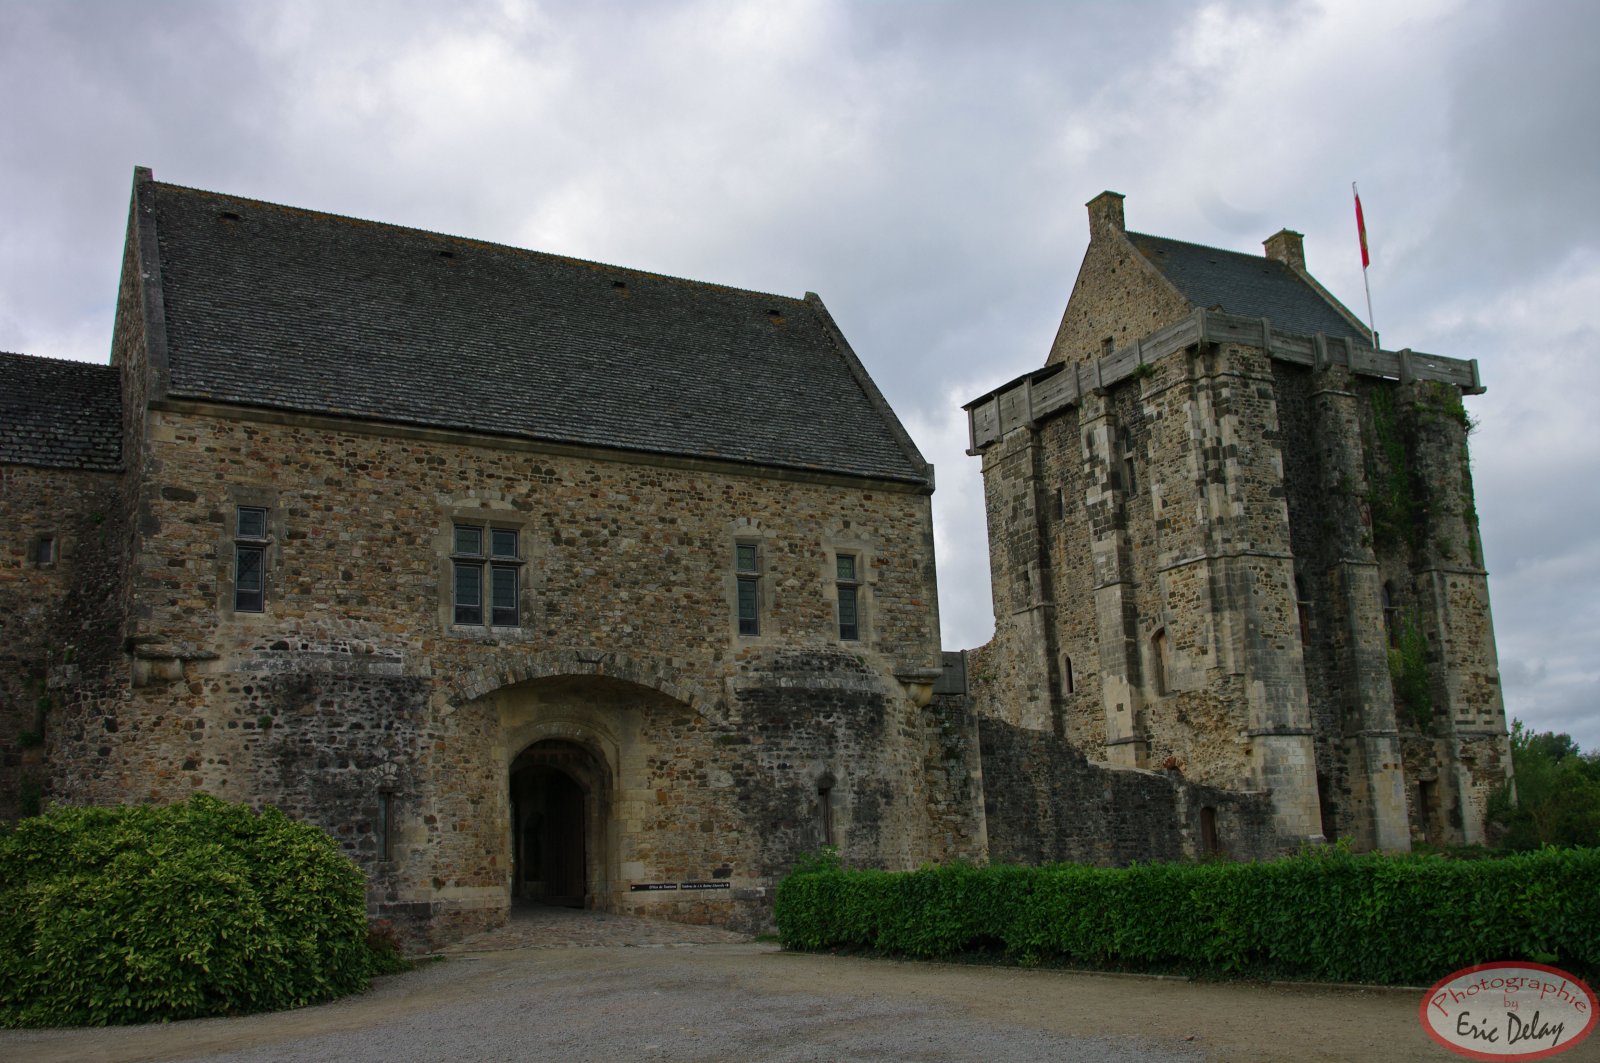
963, 192, 1509, 851
1, 172, 1508, 944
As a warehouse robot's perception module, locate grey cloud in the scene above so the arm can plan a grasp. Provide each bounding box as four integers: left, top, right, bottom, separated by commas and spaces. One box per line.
2, 0, 1594, 747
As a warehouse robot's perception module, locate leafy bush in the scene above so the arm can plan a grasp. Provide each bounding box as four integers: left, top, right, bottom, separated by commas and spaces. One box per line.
1490, 721, 1600, 850
364, 921, 414, 976
0, 794, 378, 1027
776, 847, 1600, 986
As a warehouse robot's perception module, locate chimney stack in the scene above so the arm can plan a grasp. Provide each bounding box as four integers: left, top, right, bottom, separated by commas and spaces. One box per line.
1087, 191, 1126, 242
1264, 228, 1306, 272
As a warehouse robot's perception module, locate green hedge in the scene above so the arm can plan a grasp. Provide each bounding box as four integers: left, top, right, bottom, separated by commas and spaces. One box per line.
0, 795, 377, 1027
775, 848, 1600, 985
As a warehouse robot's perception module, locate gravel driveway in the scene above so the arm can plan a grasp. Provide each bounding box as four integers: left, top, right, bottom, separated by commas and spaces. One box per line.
2, 907, 1449, 1063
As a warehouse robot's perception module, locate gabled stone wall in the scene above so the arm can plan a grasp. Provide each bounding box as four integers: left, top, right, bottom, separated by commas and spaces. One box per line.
1045, 192, 1189, 367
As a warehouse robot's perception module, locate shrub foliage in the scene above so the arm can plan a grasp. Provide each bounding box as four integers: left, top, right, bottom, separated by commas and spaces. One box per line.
0, 794, 376, 1027
1489, 721, 1600, 850
775, 848, 1600, 986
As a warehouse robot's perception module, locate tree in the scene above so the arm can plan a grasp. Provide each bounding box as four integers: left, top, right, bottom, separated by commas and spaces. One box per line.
1488, 720, 1600, 850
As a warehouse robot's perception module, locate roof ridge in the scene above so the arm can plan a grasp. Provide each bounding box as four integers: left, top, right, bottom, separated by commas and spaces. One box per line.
151, 179, 811, 307
803, 293, 932, 484
1126, 229, 1284, 265
0, 350, 115, 369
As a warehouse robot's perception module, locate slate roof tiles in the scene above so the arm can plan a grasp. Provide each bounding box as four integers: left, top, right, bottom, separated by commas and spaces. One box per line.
0, 352, 122, 471
1127, 231, 1369, 344
145, 179, 931, 486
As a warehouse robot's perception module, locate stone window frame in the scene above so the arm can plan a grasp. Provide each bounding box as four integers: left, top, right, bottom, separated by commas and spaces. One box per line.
725, 518, 778, 643
31, 531, 59, 568
834, 552, 862, 641
736, 541, 762, 635
235, 506, 269, 612
452, 523, 523, 627
439, 502, 538, 637
815, 771, 838, 848
822, 529, 876, 648
221, 487, 280, 619
376, 788, 398, 864
1150, 626, 1170, 697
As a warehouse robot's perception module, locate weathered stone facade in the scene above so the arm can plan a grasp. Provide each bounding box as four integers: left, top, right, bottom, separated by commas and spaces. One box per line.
0, 355, 124, 823
2, 174, 1512, 950
2, 170, 981, 947
963, 193, 1509, 851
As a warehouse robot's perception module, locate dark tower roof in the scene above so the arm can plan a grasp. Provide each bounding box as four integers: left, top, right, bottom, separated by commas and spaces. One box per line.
1126, 231, 1369, 344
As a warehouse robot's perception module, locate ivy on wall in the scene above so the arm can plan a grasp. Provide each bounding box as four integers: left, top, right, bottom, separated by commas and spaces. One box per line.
1388, 613, 1433, 731
1364, 385, 1420, 551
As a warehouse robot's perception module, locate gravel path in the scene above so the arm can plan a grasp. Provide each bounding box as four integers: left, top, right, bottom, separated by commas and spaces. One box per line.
2, 907, 1444, 1063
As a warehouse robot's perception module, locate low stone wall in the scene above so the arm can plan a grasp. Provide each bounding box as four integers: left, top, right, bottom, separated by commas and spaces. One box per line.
977, 717, 1284, 865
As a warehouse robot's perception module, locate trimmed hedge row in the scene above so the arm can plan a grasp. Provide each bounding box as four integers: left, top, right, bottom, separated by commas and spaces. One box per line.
1, 795, 377, 1027
775, 848, 1600, 985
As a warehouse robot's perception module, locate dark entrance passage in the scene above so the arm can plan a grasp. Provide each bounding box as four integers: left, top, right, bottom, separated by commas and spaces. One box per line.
510, 740, 603, 907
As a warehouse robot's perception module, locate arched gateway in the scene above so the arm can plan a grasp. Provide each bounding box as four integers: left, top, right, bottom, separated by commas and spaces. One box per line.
486, 670, 692, 920
510, 739, 607, 906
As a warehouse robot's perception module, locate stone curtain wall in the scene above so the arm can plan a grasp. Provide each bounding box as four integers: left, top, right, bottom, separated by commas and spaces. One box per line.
977, 716, 1281, 865
43, 403, 958, 940
921, 688, 989, 863
0, 464, 124, 821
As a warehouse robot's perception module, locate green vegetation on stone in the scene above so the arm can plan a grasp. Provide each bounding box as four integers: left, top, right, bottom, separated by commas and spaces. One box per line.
0, 794, 382, 1028
1387, 613, 1433, 730
776, 847, 1600, 985
1365, 385, 1420, 551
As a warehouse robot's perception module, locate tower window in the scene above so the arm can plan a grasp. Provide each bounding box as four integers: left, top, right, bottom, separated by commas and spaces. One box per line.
377, 790, 397, 862
836, 554, 860, 641
1381, 581, 1400, 648
736, 542, 761, 636
1151, 628, 1169, 696
234, 507, 268, 612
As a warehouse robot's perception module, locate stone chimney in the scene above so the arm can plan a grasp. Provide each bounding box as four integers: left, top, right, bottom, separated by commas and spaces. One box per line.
1264, 228, 1306, 272
1087, 191, 1126, 242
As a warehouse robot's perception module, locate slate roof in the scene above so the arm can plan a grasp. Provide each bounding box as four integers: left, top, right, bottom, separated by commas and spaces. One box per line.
1127, 232, 1369, 344
0, 352, 122, 471
143, 179, 930, 485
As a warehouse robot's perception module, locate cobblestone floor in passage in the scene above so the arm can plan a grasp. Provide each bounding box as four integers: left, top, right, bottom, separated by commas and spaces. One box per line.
437, 901, 752, 954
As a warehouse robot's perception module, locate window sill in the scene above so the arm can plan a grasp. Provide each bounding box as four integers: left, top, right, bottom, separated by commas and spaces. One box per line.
447, 624, 533, 644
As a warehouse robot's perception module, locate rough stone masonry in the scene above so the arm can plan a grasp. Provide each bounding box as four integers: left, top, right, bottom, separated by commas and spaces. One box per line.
0, 173, 1508, 947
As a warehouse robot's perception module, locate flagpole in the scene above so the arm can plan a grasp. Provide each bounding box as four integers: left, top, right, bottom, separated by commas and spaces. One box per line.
1353, 181, 1377, 348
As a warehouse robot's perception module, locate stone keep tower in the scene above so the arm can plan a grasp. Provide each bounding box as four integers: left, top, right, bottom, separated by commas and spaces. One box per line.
963, 192, 1510, 849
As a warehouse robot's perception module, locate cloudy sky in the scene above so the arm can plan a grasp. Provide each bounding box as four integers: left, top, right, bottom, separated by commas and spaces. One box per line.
3, 0, 1595, 747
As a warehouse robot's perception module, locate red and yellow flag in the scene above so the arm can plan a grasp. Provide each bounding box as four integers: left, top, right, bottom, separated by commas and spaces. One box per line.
1354, 184, 1371, 269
